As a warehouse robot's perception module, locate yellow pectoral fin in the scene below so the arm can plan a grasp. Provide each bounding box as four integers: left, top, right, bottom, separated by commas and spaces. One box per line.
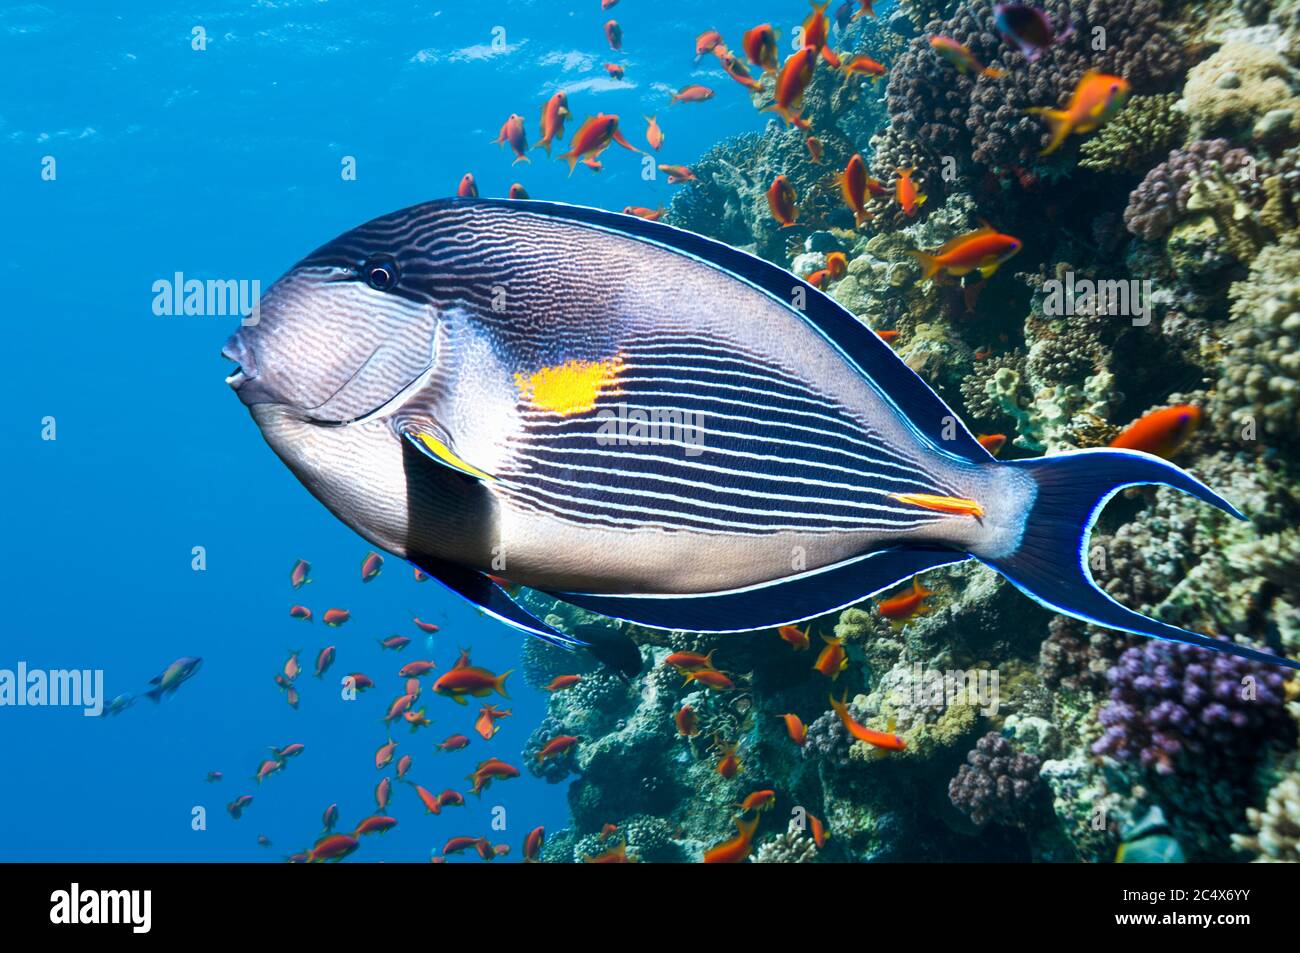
889, 492, 985, 519
410, 432, 496, 482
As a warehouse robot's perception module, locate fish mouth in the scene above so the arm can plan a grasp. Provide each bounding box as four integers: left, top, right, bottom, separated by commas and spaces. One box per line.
221, 331, 282, 406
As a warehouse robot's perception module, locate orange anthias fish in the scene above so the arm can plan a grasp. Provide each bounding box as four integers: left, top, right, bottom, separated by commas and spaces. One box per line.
738, 790, 777, 812
404, 706, 431, 732
779, 712, 808, 745
695, 30, 724, 58
605, 62, 625, 80
509, 183, 530, 200
290, 558, 311, 588
437, 733, 470, 752
623, 205, 665, 221
841, 54, 887, 81
360, 551, 383, 582
456, 173, 478, 199
808, 813, 830, 848
289, 604, 312, 621
838, 153, 872, 226
766, 175, 799, 228
777, 624, 810, 650
716, 47, 763, 92
715, 738, 742, 779
876, 576, 934, 621
534, 91, 570, 156
475, 703, 512, 740
437, 789, 465, 809
658, 164, 695, 183
283, 650, 301, 681
829, 691, 906, 751
604, 19, 622, 51
665, 649, 716, 672
675, 704, 698, 737
907, 224, 1022, 281
433, 666, 512, 704
536, 735, 579, 761
546, 674, 582, 692
375, 738, 398, 770
644, 114, 664, 151
558, 114, 640, 174
805, 135, 823, 163
412, 617, 439, 634
851, 0, 877, 17
398, 660, 436, 678
682, 668, 734, 691
977, 433, 1007, 456
813, 634, 848, 679
1028, 70, 1130, 157
876, 329, 900, 344
703, 813, 760, 863
742, 24, 779, 72
827, 251, 848, 279
802, 2, 840, 67
322, 608, 349, 627
412, 783, 442, 815
766, 46, 817, 128
354, 815, 397, 837
930, 36, 1005, 79
1109, 405, 1202, 459
308, 833, 359, 863
670, 84, 715, 104
524, 826, 545, 862
467, 757, 520, 795
895, 167, 926, 217
378, 635, 411, 651
495, 114, 530, 164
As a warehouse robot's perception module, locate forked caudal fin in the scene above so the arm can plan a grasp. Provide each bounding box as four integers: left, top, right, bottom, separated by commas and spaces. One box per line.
988, 448, 1298, 670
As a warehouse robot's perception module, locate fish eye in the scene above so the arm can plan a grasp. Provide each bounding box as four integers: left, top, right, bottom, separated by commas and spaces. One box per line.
361, 256, 400, 291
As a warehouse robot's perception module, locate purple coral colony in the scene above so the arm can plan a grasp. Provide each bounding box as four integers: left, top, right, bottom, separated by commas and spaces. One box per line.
518, 0, 1300, 864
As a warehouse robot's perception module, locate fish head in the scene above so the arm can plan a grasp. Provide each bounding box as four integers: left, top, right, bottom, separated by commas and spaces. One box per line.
223, 215, 445, 424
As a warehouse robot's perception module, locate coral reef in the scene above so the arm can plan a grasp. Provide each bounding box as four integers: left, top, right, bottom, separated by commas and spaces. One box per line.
948, 732, 1044, 826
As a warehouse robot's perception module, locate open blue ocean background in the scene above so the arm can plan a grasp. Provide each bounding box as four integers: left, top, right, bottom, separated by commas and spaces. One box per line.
0, 0, 852, 860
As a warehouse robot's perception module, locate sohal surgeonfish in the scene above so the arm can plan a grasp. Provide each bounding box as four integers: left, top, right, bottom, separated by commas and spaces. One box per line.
222, 198, 1297, 672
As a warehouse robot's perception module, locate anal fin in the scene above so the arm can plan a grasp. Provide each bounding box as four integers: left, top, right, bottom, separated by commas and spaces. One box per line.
546, 547, 969, 632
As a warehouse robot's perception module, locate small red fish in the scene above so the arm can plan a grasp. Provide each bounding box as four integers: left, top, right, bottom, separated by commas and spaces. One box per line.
779, 712, 808, 745
658, 164, 695, 184
536, 735, 579, 762
290, 559, 311, 589
494, 114, 530, 165
738, 790, 776, 812
546, 675, 582, 692
433, 665, 511, 704
683, 668, 734, 691
396, 754, 413, 779
322, 608, 349, 627
289, 605, 312, 622
813, 634, 848, 679
283, 651, 301, 681
437, 733, 470, 752
508, 183, 530, 200
977, 433, 1007, 456
675, 704, 698, 737
1109, 405, 1201, 459
475, 703, 512, 740
354, 815, 397, 837
360, 551, 383, 582
622, 205, 664, 221
524, 826, 545, 862
716, 738, 742, 779
467, 757, 520, 796
777, 625, 810, 650
670, 84, 715, 105
840, 54, 886, 81
716, 47, 763, 92
695, 30, 724, 58
307, 833, 358, 863
930, 36, 1006, 79
534, 92, 570, 156
375, 738, 398, 770
345, 673, 373, 692
907, 224, 1022, 281
742, 24, 779, 72
766, 46, 817, 128
604, 19, 622, 51
829, 691, 906, 750
767, 175, 799, 228
703, 813, 759, 863
412, 784, 442, 815
1028, 70, 1129, 156
398, 660, 436, 678
809, 813, 829, 848
644, 114, 664, 151
437, 789, 465, 809
558, 114, 640, 175
876, 577, 934, 621
805, 136, 824, 164
665, 649, 716, 672
313, 646, 335, 678
895, 167, 926, 217
605, 62, 625, 80
375, 777, 392, 811
457, 173, 478, 199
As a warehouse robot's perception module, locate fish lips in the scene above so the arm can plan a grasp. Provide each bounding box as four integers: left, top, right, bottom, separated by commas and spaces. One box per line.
221, 331, 279, 406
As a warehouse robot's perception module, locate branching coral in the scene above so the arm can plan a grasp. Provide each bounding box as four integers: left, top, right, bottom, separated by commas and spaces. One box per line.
1232, 758, 1300, 861
1079, 93, 1187, 173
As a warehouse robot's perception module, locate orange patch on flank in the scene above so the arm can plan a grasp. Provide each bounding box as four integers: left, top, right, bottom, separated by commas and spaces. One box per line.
514, 355, 625, 416
889, 492, 985, 519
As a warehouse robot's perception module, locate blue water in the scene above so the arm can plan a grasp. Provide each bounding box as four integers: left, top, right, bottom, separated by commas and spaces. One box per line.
0, 0, 834, 861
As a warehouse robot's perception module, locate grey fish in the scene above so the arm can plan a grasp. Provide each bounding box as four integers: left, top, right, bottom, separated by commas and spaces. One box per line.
222, 198, 1296, 671
144, 656, 202, 702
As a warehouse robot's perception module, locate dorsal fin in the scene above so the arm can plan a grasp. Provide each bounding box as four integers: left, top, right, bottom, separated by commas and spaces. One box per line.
461, 197, 993, 465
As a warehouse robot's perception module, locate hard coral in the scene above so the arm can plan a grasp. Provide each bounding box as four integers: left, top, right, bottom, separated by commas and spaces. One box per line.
948, 731, 1043, 826
1123, 139, 1261, 240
